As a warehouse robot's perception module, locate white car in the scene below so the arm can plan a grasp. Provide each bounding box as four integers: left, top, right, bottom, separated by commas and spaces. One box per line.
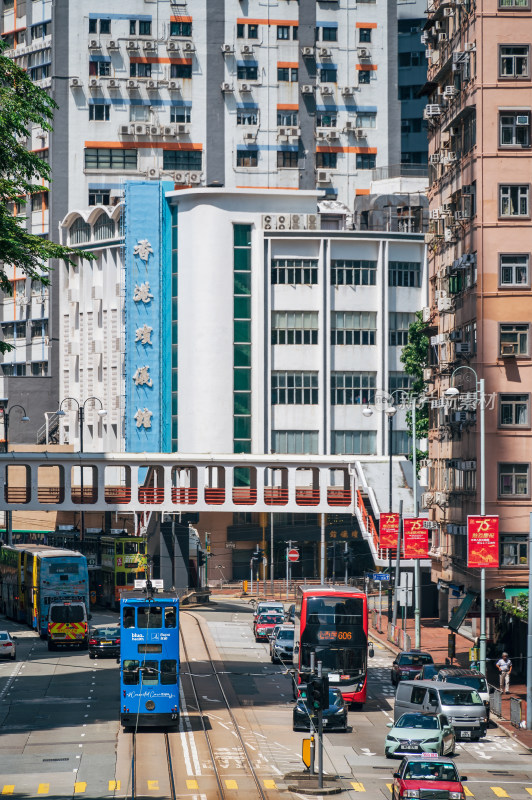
253, 601, 284, 619
0, 631, 16, 660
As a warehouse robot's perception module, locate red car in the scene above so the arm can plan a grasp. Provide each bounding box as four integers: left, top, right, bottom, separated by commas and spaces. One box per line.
392, 755, 468, 800
254, 613, 284, 642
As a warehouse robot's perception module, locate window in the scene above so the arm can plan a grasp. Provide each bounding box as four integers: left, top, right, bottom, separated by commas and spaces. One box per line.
277, 150, 299, 168
170, 21, 192, 37
94, 214, 115, 240
31, 319, 48, 339
331, 372, 376, 405
248, 24, 259, 39
271, 258, 319, 284
359, 28, 372, 43
237, 65, 258, 80
500, 323, 529, 356
272, 430, 319, 454
123, 608, 135, 628
122, 659, 139, 684
32, 23, 48, 40
389, 312, 416, 346
389, 261, 421, 288
389, 373, 412, 394
317, 111, 337, 128
399, 51, 424, 67
499, 0, 529, 7
331, 259, 377, 286
89, 60, 111, 77
499, 463, 529, 497
236, 149, 258, 167
130, 62, 152, 78
162, 150, 202, 171
499, 253, 529, 286
500, 185, 530, 217
277, 67, 298, 82
237, 109, 258, 125
70, 217, 91, 244
1, 364, 26, 377
233, 224, 252, 453
356, 153, 376, 169
331, 311, 376, 345
161, 659, 177, 684
85, 148, 138, 170
31, 192, 48, 212
137, 606, 163, 628
2, 321, 26, 341
357, 112, 377, 128
499, 394, 529, 426
271, 372, 318, 405
392, 430, 410, 455
89, 19, 97, 34
500, 535, 528, 566
139, 21, 152, 36
129, 20, 137, 35
499, 111, 530, 147
31, 361, 48, 376
164, 607, 177, 628
272, 311, 318, 344
89, 103, 110, 121
322, 27, 338, 41
130, 105, 151, 122
170, 106, 191, 123
320, 68, 337, 83
332, 430, 376, 455
100, 19, 111, 34
499, 45, 529, 78
170, 63, 192, 79
277, 25, 290, 40
358, 69, 371, 84
316, 151, 337, 169
277, 110, 298, 126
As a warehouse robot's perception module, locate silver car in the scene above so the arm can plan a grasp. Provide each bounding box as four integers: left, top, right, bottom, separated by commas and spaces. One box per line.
271, 626, 294, 664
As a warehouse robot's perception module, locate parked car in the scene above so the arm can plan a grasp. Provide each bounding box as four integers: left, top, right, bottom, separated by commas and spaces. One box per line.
391, 650, 434, 686
254, 613, 284, 642
414, 663, 440, 681
0, 631, 16, 660
385, 712, 455, 759
293, 686, 348, 732
88, 625, 121, 659
391, 755, 468, 800
435, 668, 490, 719
394, 680, 487, 741
271, 626, 294, 663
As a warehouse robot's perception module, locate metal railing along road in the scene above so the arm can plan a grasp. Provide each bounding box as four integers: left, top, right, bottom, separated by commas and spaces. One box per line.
510, 696, 523, 728
388, 623, 411, 652
490, 687, 502, 717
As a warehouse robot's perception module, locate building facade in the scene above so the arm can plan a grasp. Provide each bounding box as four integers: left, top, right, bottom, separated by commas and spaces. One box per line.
422, 0, 532, 621
398, 0, 429, 166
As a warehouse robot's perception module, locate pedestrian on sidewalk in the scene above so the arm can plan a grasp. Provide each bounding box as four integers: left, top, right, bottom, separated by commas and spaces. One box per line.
496, 652, 512, 693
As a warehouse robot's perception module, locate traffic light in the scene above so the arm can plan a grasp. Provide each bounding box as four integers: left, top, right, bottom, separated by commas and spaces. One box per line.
198, 551, 206, 567
308, 676, 329, 712
251, 551, 261, 564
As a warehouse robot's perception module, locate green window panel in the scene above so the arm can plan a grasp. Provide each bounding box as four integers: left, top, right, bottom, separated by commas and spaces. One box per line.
234, 466, 252, 486
234, 225, 252, 247
234, 320, 251, 343
234, 272, 251, 295
234, 296, 251, 319
234, 392, 252, 415
234, 248, 251, 271
234, 439, 252, 454
172, 344, 178, 369
172, 274, 178, 295
234, 367, 251, 391
172, 395, 178, 415
172, 371, 178, 392
234, 343, 251, 367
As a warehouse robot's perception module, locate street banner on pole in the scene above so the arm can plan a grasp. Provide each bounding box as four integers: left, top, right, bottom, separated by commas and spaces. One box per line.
379, 513, 400, 549
403, 518, 429, 559
467, 516, 499, 568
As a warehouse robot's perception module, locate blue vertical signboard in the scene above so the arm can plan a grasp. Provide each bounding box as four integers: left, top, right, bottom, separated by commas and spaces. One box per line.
124, 181, 172, 453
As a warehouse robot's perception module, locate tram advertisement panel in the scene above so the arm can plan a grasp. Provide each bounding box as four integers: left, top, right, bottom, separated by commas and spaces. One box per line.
379, 513, 399, 549
467, 515, 499, 568
403, 518, 429, 559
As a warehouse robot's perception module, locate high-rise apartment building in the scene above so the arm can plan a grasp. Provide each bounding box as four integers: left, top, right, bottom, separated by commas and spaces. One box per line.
398, 0, 429, 166
421, 0, 532, 622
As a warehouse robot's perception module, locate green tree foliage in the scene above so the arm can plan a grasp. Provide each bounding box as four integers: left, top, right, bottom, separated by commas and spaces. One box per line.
400, 311, 430, 463
0, 42, 91, 353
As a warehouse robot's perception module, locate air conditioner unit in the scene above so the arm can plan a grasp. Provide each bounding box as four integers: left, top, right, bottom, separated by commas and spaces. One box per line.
149, 125, 159, 135
127, 41, 139, 50
307, 213, 320, 230
430, 208, 440, 219
189, 171, 202, 184
70, 78, 82, 88
143, 41, 156, 50
434, 492, 449, 508
221, 82, 234, 92
287, 126, 300, 137
147, 80, 157, 89
119, 124, 132, 135
327, 129, 340, 139
434, 20, 443, 30
135, 124, 146, 135
444, 7, 455, 15
89, 39, 99, 49
302, 46, 314, 56
167, 41, 178, 52
343, 120, 355, 132
444, 85, 457, 97
321, 85, 333, 95
241, 44, 253, 55
501, 343, 517, 357
221, 43, 234, 53
464, 42, 475, 51
163, 125, 174, 136
445, 152, 458, 163
108, 40, 119, 49
148, 167, 160, 178
127, 79, 138, 89
108, 79, 119, 88
276, 214, 289, 230
423, 367, 433, 381
450, 329, 462, 342
357, 47, 370, 59
341, 86, 355, 96
462, 461, 476, 470
444, 228, 457, 243
239, 82, 251, 92
175, 123, 188, 134
438, 296, 453, 311
319, 47, 331, 57
168, 80, 181, 90
173, 172, 189, 184
422, 307, 431, 323
438, 33, 448, 42
91, 285, 103, 300
262, 214, 276, 230
425, 104, 442, 117
183, 41, 195, 52
243, 132, 256, 142
455, 210, 470, 221
429, 154, 440, 165
455, 343, 471, 354
421, 492, 434, 508
317, 170, 330, 183
301, 85, 314, 94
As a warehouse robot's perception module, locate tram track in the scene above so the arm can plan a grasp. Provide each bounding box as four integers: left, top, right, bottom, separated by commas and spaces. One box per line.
180, 609, 268, 800
130, 730, 176, 800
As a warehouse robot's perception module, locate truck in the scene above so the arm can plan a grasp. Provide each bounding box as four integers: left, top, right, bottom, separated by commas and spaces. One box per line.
47, 601, 90, 650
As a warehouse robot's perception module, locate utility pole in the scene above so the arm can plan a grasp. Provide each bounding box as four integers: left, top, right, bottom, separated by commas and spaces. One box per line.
317, 660, 324, 790
344, 542, 349, 585
320, 514, 326, 584
392, 500, 404, 627
270, 514, 274, 596
413, 396, 421, 649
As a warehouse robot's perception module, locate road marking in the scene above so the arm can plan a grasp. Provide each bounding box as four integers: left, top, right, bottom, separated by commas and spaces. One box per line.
264, 780, 277, 789
225, 780, 238, 789
37, 785, 49, 795
186, 780, 199, 790
386, 784, 393, 793
464, 788, 474, 797
74, 783, 86, 794
1, 787, 14, 795
526, 790, 532, 796
147, 781, 159, 791
491, 789, 509, 798
351, 782, 365, 792
108, 781, 121, 791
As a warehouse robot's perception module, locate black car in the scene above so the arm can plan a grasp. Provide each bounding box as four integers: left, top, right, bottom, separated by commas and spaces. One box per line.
88, 625, 120, 658
293, 687, 348, 732
287, 604, 295, 624
391, 651, 434, 686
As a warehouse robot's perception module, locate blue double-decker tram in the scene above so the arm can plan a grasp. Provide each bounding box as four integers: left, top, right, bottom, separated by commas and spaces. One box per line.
120, 589, 179, 728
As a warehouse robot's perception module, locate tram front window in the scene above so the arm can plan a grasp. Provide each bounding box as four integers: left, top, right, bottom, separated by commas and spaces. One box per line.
123, 608, 135, 628
302, 644, 366, 678
123, 660, 139, 684
161, 659, 177, 684
124, 542, 138, 555
137, 606, 163, 628
165, 608, 177, 628
141, 661, 159, 685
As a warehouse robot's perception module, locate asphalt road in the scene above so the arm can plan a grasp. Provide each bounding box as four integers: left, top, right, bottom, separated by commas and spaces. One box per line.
0, 598, 531, 799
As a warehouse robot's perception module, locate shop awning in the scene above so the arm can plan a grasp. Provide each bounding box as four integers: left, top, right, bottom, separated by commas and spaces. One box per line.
503, 587, 528, 600
448, 591, 477, 632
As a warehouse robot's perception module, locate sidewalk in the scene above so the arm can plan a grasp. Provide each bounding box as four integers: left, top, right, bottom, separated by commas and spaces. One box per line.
369, 615, 532, 752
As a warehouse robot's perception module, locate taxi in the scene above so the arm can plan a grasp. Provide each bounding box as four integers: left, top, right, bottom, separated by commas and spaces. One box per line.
392, 754, 468, 800
254, 612, 284, 642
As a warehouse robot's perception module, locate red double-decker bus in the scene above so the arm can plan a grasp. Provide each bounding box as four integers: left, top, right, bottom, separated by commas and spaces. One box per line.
294, 586, 370, 707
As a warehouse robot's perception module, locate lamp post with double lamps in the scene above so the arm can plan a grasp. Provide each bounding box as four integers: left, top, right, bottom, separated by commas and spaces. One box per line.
56, 396, 107, 540
1, 404, 30, 546
444, 366, 486, 676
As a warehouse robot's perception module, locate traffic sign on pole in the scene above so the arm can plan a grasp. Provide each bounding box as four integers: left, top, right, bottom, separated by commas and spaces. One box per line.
287, 548, 299, 562
372, 573, 390, 581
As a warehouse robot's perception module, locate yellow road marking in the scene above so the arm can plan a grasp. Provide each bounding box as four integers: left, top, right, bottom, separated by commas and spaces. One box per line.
108, 782, 121, 791
37, 786, 49, 795
147, 781, 159, 791
526, 790, 532, 796
351, 782, 366, 792
386, 784, 393, 794
225, 780, 238, 789
491, 789, 509, 798
264, 780, 276, 789
1, 788, 14, 796
74, 783, 86, 794
186, 780, 199, 790
464, 788, 474, 797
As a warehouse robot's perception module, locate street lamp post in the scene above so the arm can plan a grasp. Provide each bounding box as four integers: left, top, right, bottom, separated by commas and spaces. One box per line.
56, 396, 107, 540
1, 404, 30, 546
445, 366, 486, 675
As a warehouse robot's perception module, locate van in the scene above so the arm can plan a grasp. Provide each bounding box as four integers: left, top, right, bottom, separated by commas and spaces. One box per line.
394, 680, 487, 740
436, 668, 491, 719
48, 602, 89, 650
253, 601, 284, 619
